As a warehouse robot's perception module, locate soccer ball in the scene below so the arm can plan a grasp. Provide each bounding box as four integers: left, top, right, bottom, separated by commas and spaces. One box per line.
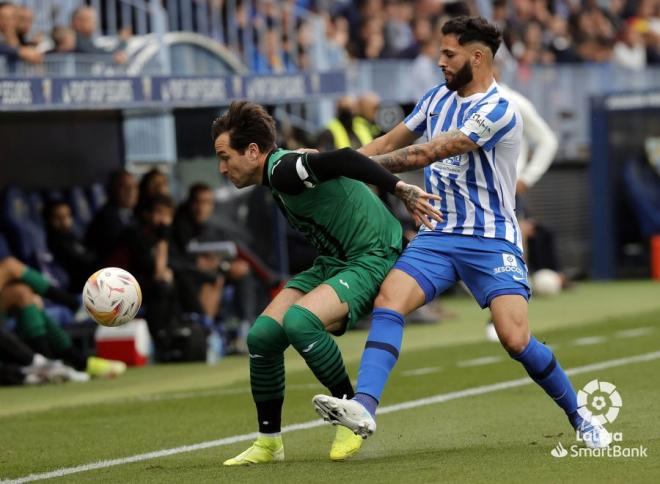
531, 269, 562, 296
83, 267, 142, 327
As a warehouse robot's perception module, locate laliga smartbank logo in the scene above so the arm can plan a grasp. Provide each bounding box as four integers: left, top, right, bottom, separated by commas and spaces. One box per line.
550, 380, 649, 459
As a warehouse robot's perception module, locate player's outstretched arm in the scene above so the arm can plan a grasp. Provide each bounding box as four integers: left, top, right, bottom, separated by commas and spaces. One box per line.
372, 130, 478, 173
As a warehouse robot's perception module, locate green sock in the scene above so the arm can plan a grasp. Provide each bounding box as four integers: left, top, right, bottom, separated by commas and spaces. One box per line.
16, 304, 47, 339
19, 268, 50, 295
248, 315, 290, 434
283, 305, 351, 391
44, 311, 72, 353
248, 315, 290, 402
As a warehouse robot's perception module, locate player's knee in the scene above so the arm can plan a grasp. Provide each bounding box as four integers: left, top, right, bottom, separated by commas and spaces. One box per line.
374, 291, 396, 310
282, 305, 321, 344
247, 316, 287, 354
1, 283, 36, 308
499, 328, 530, 354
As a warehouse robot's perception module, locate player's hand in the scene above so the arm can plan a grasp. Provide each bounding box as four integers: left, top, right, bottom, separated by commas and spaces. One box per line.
394, 181, 442, 230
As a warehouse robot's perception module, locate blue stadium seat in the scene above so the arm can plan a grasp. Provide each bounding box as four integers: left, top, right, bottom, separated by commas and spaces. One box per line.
68, 186, 94, 233
0, 231, 11, 259
88, 183, 107, 213
0, 186, 36, 264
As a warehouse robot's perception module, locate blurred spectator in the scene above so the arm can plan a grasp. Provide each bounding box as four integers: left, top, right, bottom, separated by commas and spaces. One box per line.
406, 33, 440, 99
85, 169, 138, 264
44, 200, 97, 292
0, 256, 125, 378
16, 4, 41, 47
136, 167, 170, 222
613, 20, 647, 70
0, 326, 76, 385
0, 2, 42, 65
172, 184, 252, 320
48, 25, 76, 54
355, 91, 383, 139
115, 194, 206, 362
317, 96, 373, 151
383, 0, 414, 57
71, 5, 130, 64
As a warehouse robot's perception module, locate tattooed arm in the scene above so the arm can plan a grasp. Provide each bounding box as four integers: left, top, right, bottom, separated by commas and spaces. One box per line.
393, 180, 442, 229
372, 130, 479, 174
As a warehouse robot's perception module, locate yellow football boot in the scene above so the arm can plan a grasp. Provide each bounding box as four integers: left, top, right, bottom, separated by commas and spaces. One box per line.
330, 425, 363, 461
223, 435, 284, 466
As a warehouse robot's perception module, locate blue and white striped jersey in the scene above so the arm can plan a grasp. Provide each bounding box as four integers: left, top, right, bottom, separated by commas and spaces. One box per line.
404, 80, 524, 250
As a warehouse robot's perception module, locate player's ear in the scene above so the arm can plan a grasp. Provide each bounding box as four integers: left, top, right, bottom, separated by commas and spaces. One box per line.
246, 142, 260, 160
472, 47, 484, 67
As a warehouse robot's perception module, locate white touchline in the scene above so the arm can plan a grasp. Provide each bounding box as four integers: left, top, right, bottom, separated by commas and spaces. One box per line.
3, 350, 660, 484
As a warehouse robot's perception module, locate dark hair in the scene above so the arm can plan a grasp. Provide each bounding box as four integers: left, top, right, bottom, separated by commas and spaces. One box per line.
188, 182, 212, 200
106, 169, 134, 204
139, 168, 167, 197
43, 199, 69, 225
441, 16, 502, 56
144, 193, 174, 213
211, 101, 276, 153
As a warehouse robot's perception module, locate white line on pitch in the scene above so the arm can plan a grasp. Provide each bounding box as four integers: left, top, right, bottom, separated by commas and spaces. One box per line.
401, 367, 442, 376
457, 356, 503, 367
615, 327, 655, 338
3, 350, 660, 484
572, 336, 608, 346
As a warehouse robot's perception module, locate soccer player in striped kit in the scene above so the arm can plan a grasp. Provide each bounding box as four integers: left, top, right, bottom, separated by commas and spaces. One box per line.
313, 16, 611, 449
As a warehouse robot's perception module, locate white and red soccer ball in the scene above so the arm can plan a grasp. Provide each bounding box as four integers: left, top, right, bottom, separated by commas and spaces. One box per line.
83, 267, 142, 327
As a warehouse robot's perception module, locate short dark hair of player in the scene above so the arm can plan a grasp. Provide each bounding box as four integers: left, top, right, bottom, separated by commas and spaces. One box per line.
211, 101, 276, 154
441, 16, 502, 56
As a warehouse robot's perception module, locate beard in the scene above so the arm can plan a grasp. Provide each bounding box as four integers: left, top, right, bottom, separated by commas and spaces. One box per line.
445, 60, 473, 91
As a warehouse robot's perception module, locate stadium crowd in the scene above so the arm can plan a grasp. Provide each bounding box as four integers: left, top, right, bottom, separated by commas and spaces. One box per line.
1, 1, 659, 72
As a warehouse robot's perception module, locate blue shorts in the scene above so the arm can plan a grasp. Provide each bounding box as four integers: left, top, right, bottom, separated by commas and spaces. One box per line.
394, 232, 531, 309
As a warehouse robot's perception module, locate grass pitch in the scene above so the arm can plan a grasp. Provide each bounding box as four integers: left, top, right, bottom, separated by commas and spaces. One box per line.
1, 281, 659, 483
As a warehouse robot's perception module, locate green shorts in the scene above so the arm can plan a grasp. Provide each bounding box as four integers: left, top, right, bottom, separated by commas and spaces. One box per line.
285, 250, 399, 331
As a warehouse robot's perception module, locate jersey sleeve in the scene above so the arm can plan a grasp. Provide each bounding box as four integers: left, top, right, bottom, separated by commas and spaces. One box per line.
268, 153, 318, 195
459, 96, 518, 152
403, 85, 440, 136
269, 149, 400, 195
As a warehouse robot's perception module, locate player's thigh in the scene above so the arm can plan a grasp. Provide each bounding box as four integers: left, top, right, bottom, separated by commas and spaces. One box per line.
261, 287, 305, 324
453, 238, 531, 309
489, 294, 530, 353
294, 284, 348, 334
384, 236, 458, 314
374, 269, 426, 315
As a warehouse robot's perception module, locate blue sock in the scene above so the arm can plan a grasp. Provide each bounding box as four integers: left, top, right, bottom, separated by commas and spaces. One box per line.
511, 336, 580, 428
354, 393, 378, 417
354, 308, 405, 416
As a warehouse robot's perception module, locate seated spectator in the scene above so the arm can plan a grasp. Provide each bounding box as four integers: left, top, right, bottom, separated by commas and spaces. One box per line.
44, 200, 97, 292
0, 256, 125, 378
0, 2, 42, 65
85, 169, 138, 265
71, 5, 130, 64
135, 167, 170, 222
172, 184, 249, 319
48, 25, 76, 54
0, 326, 78, 385
115, 194, 206, 362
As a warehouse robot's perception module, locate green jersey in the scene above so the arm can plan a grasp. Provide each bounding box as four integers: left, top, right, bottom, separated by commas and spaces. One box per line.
266, 149, 402, 260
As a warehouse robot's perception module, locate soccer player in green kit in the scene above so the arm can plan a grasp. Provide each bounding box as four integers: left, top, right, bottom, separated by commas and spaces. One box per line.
214, 101, 441, 465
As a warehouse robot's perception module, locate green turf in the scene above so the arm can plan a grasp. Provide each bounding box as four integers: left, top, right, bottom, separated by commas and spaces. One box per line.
1, 281, 659, 483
